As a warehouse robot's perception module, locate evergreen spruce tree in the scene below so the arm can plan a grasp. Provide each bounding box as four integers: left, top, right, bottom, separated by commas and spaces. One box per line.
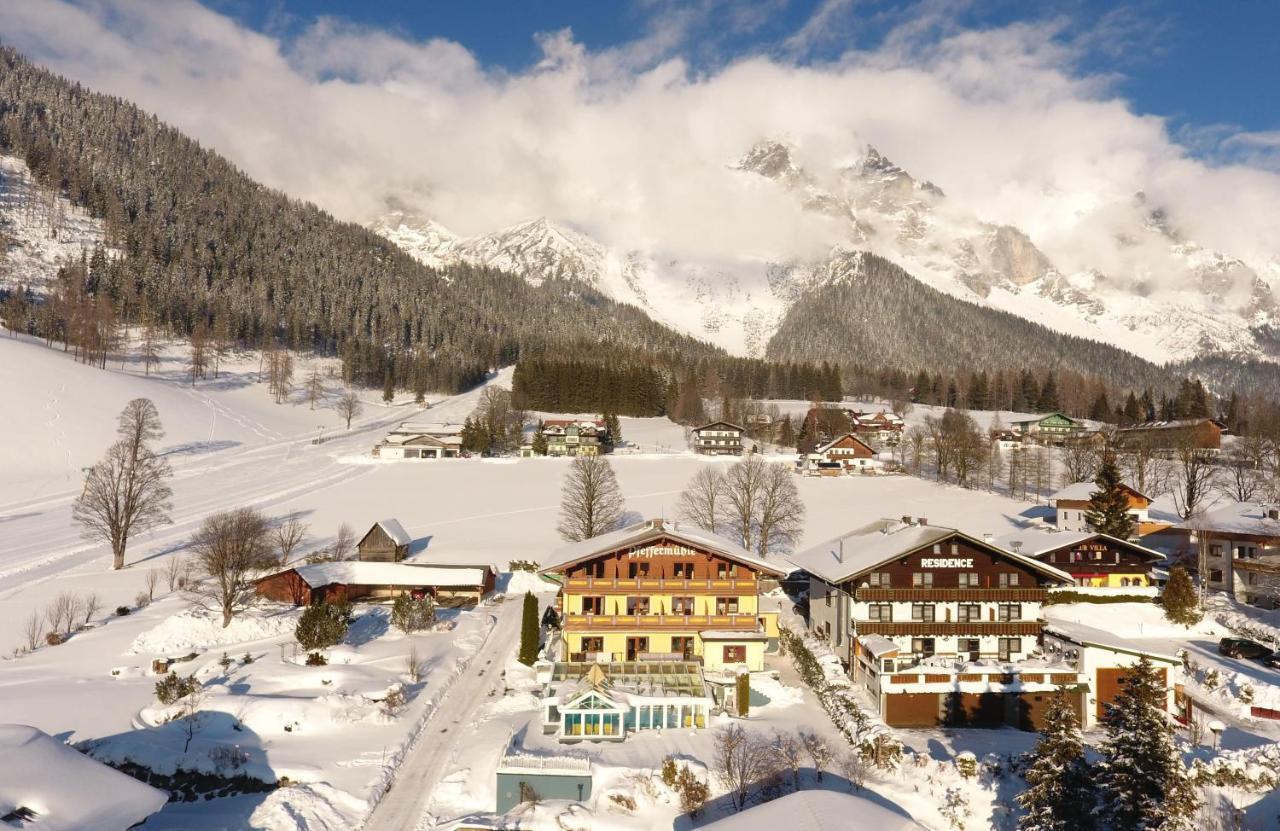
518, 591, 540, 666
1160, 566, 1202, 626
531, 422, 548, 456
1017, 690, 1096, 831
1097, 655, 1198, 830
777, 415, 796, 449
382, 369, 395, 404
1084, 451, 1136, 539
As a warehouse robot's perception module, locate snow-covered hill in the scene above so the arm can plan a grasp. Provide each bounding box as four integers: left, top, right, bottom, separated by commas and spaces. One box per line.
0, 154, 110, 291
371, 140, 1280, 365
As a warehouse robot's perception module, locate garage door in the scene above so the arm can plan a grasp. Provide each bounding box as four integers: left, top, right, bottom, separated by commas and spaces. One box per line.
1097, 667, 1166, 720
948, 692, 1005, 727
884, 693, 941, 727
1019, 691, 1085, 731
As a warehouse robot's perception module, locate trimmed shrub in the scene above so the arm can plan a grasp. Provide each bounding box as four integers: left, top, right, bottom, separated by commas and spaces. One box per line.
295, 601, 351, 652
116, 606, 131, 616
305, 651, 327, 666
390, 593, 435, 633
155, 672, 198, 705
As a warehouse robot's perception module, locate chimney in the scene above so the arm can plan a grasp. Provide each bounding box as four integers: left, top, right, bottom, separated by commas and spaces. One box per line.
918, 517, 928, 526
901, 515, 913, 526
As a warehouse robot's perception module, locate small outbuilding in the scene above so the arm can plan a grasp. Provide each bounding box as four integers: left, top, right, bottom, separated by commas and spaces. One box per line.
255, 561, 496, 606
0, 724, 168, 831
357, 518, 413, 562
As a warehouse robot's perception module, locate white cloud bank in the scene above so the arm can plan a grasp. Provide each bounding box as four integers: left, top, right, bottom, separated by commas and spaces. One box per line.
1, 0, 1278, 282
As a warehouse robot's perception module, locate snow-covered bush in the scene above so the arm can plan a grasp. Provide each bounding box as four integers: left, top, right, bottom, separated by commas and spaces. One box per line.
955, 751, 978, 779
390, 594, 434, 632
676, 767, 708, 817
154, 671, 198, 705
939, 788, 970, 830
295, 601, 351, 652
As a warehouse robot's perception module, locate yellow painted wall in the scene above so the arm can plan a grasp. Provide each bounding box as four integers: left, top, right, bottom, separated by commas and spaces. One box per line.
566, 631, 765, 670
1076, 573, 1150, 588
564, 593, 758, 616
703, 640, 766, 672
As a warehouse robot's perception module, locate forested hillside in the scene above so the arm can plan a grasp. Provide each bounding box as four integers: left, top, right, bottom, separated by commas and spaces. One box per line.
0, 48, 718, 391
767, 252, 1174, 390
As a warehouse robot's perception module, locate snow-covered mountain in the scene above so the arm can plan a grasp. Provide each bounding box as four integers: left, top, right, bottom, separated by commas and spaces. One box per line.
0, 154, 110, 291
371, 140, 1280, 365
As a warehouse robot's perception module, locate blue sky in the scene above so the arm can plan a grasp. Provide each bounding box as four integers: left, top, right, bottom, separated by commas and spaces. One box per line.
215, 0, 1280, 138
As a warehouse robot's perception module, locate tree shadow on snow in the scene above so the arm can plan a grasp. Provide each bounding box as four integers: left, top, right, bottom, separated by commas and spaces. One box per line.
161, 439, 242, 458
346, 608, 390, 647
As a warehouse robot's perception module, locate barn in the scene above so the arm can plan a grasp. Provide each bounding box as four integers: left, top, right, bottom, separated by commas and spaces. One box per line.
357, 519, 412, 562
255, 561, 496, 607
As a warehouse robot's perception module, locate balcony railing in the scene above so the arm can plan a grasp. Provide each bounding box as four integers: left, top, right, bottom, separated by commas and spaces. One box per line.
856, 621, 1042, 636
855, 588, 1048, 602
564, 576, 758, 593
563, 613, 760, 630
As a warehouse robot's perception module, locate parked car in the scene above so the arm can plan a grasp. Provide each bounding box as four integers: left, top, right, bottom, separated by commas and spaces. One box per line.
1219, 638, 1273, 660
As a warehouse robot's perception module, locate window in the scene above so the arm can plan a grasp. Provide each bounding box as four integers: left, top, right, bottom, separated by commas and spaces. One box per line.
867, 572, 890, 587
998, 573, 1020, 588
998, 637, 1020, 661
957, 604, 982, 622
912, 572, 934, 588
586, 560, 606, 578
628, 561, 650, 578
959, 638, 980, 660
581, 637, 604, 657
672, 596, 695, 615
672, 636, 694, 659
867, 604, 892, 621
1210, 569, 1223, 582
626, 596, 650, 615
932, 543, 942, 554
716, 597, 740, 615
911, 637, 936, 657
717, 562, 732, 579
672, 562, 694, 579
958, 573, 980, 588
998, 603, 1021, 622
723, 645, 747, 663
911, 604, 935, 623
582, 596, 604, 615
1210, 544, 1223, 557
825, 587, 832, 607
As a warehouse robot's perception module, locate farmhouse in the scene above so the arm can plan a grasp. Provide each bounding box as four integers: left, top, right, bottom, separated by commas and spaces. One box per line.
800, 433, 884, 476
997, 528, 1162, 589
848, 410, 905, 445
1008, 412, 1084, 445
1116, 418, 1223, 453
373, 422, 464, 459
1172, 502, 1280, 607
255, 561, 495, 607
541, 418, 610, 456
691, 421, 744, 455
1048, 481, 1166, 537
791, 518, 1080, 729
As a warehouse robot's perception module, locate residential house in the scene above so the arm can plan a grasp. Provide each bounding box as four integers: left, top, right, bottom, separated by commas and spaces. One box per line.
848, 410, 905, 446
992, 431, 1024, 452
800, 433, 884, 476
1048, 481, 1166, 537
542, 419, 610, 457
1172, 503, 1280, 607
691, 421, 745, 455
1116, 418, 1223, 453
374, 422, 464, 459
996, 528, 1162, 589
536, 519, 784, 737
790, 518, 1080, 729
1007, 412, 1084, 445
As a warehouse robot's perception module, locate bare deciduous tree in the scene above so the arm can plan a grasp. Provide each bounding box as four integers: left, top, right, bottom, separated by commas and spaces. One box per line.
800, 731, 832, 781
186, 508, 276, 627
557, 456, 625, 542
1172, 441, 1218, 520
82, 592, 101, 626
722, 455, 768, 553
118, 398, 164, 464
305, 366, 323, 410
712, 724, 774, 811
336, 391, 362, 429
45, 591, 81, 636
164, 556, 185, 591
770, 729, 803, 790
188, 321, 208, 385
678, 467, 726, 534
331, 522, 357, 561
273, 512, 309, 565
23, 611, 42, 652
755, 462, 805, 556
1060, 437, 1101, 486
145, 568, 161, 602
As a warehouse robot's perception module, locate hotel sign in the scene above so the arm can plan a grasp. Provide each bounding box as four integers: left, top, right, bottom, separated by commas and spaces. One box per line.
920, 558, 974, 568
628, 543, 696, 559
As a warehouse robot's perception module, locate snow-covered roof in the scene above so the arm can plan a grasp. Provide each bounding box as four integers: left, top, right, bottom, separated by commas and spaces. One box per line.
285, 561, 491, 588
1118, 418, 1220, 432
693, 421, 745, 432
539, 519, 784, 576
995, 528, 1163, 563
1043, 619, 1181, 663
813, 433, 875, 455
1174, 502, 1280, 537
859, 635, 900, 658
789, 519, 1072, 585
392, 421, 464, 435
1050, 481, 1149, 503
0, 725, 168, 831
369, 518, 411, 547
697, 788, 924, 830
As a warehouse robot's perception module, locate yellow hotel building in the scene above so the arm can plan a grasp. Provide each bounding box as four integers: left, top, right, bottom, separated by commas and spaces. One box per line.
539, 519, 784, 673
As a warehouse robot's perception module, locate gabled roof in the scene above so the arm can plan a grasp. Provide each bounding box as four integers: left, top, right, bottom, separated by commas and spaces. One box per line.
1118, 418, 1220, 432
361, 518, 412, 548
995, 529, 1164, 564
693, 421, 744, 433
814, 433, 876, 455
697, 789, 924, 831
1010, 412, 1081, 426
1043, 620, 1181, 663
0, 725, 168, 831
1174, 502, 1280, 536
1050, 481, 1151, 503
789, 519, 1072, 585
539, 519, 784, 576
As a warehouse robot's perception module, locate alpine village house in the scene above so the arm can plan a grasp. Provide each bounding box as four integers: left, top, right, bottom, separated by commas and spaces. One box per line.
792, 518, 1089, 729
535, 519, 783, 741
691, 422, 744, 455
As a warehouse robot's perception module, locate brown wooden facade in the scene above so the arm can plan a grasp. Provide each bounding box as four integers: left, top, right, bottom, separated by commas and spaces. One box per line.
357, 523, 409, 562
843, 536, 1060, 592
1034, 535, 1159, 583
561, 536, 760, 584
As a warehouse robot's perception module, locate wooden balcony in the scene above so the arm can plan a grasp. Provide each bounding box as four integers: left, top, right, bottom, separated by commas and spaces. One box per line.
563, 576, 758, 594
855, 588, 1047, 602
563, 613, 761, 631
856, 621, 1042, 637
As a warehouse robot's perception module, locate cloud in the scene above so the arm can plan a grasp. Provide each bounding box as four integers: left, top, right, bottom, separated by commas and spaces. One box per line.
0, 0, 1278, 287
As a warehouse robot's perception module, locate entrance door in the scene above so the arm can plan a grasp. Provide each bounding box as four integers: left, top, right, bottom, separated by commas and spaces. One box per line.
626, 636, 649, 661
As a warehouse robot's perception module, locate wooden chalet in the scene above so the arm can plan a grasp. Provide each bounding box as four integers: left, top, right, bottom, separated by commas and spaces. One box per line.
997, 529, 1162, 589
790, 517, 1079, 729
542, 419, 609, 457
1007, 412, 1084, 445
1048, 481, 1166, 537
801, 433, 883, 476
691, 421, 744, 456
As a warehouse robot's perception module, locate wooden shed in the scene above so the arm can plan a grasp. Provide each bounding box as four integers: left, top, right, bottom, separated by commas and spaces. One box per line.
255, 561, 496, 607
357, 519, 412, 562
